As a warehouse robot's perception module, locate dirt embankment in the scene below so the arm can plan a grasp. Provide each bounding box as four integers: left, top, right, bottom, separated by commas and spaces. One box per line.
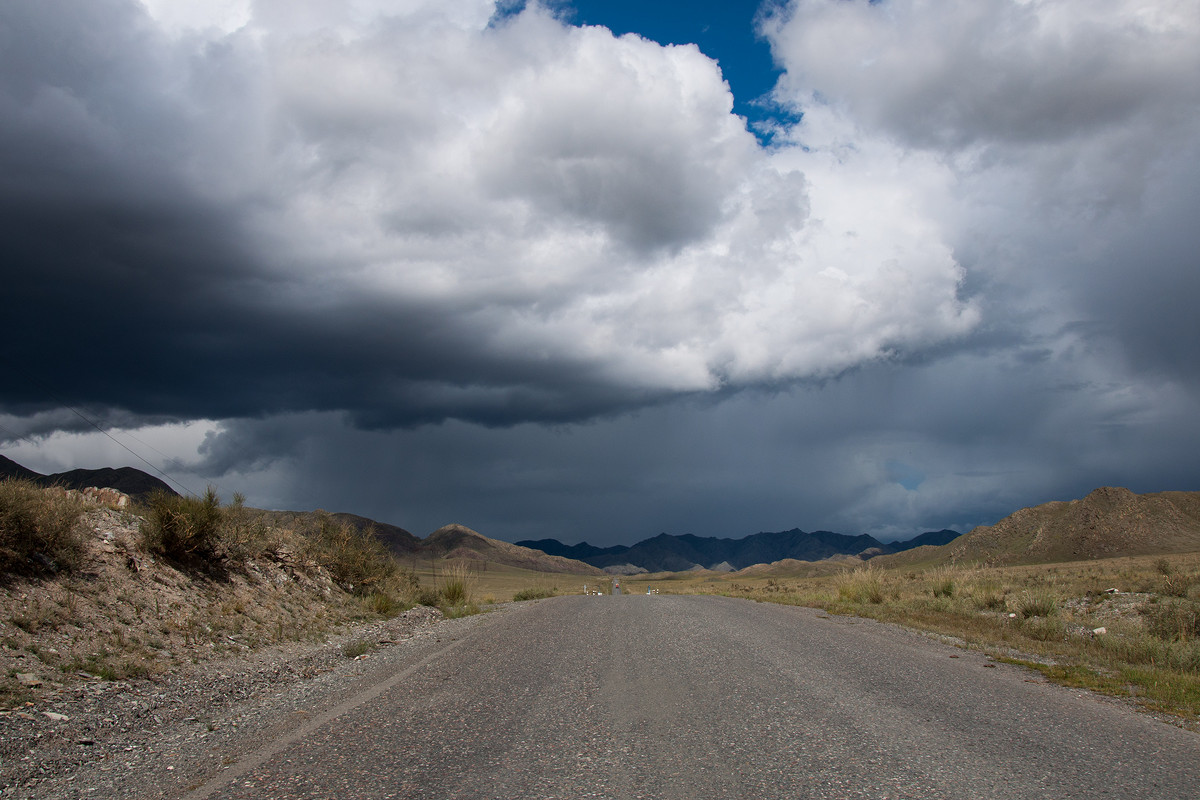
0, 495, 471, 797
2, 503, 403, 706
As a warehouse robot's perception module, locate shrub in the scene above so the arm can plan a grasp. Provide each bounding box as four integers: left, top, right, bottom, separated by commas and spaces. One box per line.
306, 514, 398, 596
1159, 571, 1198, 599
140, 488, 224, 566
219, 493, 270, 563
0, 479, 88, 575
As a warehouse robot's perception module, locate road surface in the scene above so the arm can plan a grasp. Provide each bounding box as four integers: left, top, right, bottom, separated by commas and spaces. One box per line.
186, 595, 1200, 799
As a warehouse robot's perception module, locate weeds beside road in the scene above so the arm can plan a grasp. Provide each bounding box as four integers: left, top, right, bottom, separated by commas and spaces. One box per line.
0, 480, 483, 709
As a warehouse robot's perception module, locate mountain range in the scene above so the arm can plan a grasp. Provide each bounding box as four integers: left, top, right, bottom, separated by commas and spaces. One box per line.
517, 528, 961, 574
12, 455, 1196, 575
0, 455, 176, 500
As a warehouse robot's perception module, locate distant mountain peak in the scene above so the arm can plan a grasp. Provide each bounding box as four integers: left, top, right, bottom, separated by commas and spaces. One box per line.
0, 455, 176, 500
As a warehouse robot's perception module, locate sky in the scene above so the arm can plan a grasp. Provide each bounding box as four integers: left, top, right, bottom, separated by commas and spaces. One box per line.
2, 0, 1199, 547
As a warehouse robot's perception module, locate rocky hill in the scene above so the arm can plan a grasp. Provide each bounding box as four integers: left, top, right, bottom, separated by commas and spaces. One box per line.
422, 524, 604, 575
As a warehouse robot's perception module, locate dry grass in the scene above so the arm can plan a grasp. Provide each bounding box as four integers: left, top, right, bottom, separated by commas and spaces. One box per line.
0, 479, 89, 576
0, 482, 424, 708
139, 488, 227, 567
435, 561, 481, 618
512, 586, 558, 601
302, 512, 405, 598
668, 553, 1200, 721
405, 560, 583, 603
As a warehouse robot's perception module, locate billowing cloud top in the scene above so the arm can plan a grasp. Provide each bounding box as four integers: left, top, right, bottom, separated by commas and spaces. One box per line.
1, 0, 979, 429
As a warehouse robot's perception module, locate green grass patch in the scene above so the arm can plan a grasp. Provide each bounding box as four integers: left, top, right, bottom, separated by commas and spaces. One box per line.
440, 602, 482, 619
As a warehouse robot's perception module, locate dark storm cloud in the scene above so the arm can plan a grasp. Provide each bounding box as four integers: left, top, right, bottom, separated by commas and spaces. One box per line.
1, 0, 976, 434
185, 328, 1200, 546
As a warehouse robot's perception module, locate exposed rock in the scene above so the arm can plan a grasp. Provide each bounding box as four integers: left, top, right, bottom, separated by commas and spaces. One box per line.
77, 486, 132, 509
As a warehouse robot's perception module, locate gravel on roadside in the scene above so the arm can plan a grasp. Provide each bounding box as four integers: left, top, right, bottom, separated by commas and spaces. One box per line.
0, 604, 502, 800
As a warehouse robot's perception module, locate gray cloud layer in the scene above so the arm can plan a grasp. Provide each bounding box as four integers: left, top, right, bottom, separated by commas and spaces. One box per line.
3, 0, 1199, 543
2, 0, 975, 428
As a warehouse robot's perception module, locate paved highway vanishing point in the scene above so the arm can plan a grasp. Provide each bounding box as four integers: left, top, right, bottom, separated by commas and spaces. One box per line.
185, 595, 1199, 799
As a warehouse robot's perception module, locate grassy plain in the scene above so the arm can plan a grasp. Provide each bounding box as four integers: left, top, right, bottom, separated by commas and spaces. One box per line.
404, 558, 595, 604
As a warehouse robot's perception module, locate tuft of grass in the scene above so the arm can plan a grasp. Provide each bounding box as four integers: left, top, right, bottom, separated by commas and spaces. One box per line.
930, 570, 955, 599
1015, 590, 1058, 619
440, 602, 481, 619
512, 587, 557, 602
63, 653, 156, 682
0, 677, 37, 709
1144, 600, 1200, 642
968, 576, 1008, 611
836, 567, 886, 604
363, 591, 396, 616
342, 639, 373, 658
438, 562, 473, 606
1019, 615, 1067, 642
0, 479, 88, 576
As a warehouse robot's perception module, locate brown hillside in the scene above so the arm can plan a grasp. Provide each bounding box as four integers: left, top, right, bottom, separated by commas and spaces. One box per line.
422, 524, 604, 575
881, 487, 1200, 568
734, 558, 845, 578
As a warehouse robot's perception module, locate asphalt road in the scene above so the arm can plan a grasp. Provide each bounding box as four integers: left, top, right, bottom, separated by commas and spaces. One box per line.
187, 595, 1200, 799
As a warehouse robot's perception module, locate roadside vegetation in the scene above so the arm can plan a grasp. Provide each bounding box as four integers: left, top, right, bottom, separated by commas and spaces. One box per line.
0, 479, 89, 576
701, 554, 1200, 721
512, 586, 558, 601
0, 480, 452, 708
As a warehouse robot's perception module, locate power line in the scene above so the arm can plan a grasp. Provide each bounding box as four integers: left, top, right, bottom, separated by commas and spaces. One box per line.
57, 405, 201, 498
